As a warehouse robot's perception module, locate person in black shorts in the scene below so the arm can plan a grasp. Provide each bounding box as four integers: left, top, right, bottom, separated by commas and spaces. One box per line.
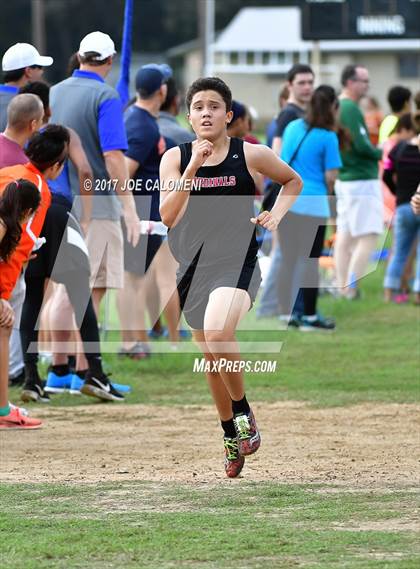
160, 77, 302, 478
19, 125, 125, 403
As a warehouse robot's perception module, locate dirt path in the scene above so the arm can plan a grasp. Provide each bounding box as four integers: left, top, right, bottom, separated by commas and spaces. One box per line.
1, 402, 418, 486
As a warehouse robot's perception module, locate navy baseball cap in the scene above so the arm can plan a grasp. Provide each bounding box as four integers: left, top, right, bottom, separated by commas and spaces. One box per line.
230, 100, 247, 124
135, 63, 172, 96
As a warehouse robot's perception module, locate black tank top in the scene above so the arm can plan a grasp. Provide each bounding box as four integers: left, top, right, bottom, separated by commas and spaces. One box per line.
168, 137, 258, 270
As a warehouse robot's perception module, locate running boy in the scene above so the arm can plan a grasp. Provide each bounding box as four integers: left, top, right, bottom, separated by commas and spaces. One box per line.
160, 77, 302, 478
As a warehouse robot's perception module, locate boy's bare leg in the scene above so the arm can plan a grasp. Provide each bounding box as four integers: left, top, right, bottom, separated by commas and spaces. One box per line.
192, 327, 246, 477
192, 329, 232, 421
203, 287, 250, 400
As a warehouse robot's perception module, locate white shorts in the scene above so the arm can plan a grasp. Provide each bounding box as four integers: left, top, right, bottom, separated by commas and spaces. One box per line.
335, 179, 384, 237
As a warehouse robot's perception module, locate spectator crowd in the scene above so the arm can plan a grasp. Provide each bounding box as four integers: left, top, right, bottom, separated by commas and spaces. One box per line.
0, 33, 419, 431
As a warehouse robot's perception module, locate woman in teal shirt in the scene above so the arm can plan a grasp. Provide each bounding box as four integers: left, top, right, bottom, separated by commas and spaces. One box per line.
278, 85, 343, 331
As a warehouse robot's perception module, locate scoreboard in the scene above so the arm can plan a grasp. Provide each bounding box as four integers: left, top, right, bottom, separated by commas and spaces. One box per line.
301, 0, 420, 40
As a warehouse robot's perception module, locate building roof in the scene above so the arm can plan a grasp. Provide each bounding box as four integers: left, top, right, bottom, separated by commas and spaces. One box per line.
166, 6, 420, 59
319, 38, 420, 52
213, 7, 311, 52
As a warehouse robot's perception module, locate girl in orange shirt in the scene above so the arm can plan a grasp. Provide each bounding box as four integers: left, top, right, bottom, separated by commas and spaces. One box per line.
0, 179, 42, 429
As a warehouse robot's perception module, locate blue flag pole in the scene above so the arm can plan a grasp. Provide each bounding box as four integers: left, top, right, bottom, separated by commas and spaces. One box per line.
116, 0, 134, 106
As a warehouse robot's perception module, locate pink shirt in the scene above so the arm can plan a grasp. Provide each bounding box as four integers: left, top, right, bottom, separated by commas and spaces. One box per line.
0, 133, 28, 169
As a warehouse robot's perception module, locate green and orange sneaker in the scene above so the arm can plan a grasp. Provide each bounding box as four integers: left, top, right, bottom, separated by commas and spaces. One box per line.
233, 408, 261, 456
223, 437, 245, 478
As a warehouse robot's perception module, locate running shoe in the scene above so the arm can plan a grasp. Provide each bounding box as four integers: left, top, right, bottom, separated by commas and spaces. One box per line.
162, 328, 191, 339
9, 403, 29, 416
69, 374, 84, 395
80, 371, 125, 402
0, 406, 42, 430
148, 326, 166, 339
224, 437, 245, 478
70, 374, 132, 395
279, 314, 301, 328
233, 408, 261, 456
118, 342, 149, 360
393, 293, 409, 304
45, 371, 73, 393
21, 381, 50, 403
299, 314, 335, 332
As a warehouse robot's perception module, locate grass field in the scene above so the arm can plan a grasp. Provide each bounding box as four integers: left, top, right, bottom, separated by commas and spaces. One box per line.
2, 260, 420, 568
1, 483, 419, 568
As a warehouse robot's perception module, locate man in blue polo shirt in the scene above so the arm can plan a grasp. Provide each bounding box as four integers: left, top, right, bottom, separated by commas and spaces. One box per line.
50, 31, 140, 317
0, 43, 53, 131
117, 64, 177, 356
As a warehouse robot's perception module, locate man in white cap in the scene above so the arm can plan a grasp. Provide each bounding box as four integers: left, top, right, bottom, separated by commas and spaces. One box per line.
0, 43, 53, 131
50, 32, 140, 333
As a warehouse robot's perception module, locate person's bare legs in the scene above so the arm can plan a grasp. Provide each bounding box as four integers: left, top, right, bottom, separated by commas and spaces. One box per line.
92, 287, 106, 317
49, 285, 93, 373
116, 272, 148, 348
334, 230, 354, 293
203, 287, 250, 400
192, 329, 232, 421
48, 285, 72, 365
48, 285, 88, 369
193, 324, 247, 477
134, 274, 149, 344
347, 233, 378, 298
201, 286, 260, 460
116, 273, 137, 348
151, 242, 180, 344
0, 325, 12, 408
38, 280, 55, 356
145, 273, 161, 331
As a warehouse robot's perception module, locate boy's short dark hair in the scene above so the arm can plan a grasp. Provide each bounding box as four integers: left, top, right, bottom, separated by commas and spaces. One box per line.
387, 85, 412, 113
186, 77, 232, 112
287, 64, 314, 83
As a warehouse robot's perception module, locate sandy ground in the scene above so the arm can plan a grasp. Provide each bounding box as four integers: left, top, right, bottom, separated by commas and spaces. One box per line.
0, 402, 419, 486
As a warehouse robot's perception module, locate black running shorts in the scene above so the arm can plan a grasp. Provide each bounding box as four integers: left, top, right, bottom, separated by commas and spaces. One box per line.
176, 258, 261, 330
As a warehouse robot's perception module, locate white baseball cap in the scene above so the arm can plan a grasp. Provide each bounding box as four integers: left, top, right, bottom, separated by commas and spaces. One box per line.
2, 43, 53, 71
78, 31, 116, 60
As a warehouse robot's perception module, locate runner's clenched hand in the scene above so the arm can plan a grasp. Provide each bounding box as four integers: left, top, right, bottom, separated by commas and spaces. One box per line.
250, 210, 280, 232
